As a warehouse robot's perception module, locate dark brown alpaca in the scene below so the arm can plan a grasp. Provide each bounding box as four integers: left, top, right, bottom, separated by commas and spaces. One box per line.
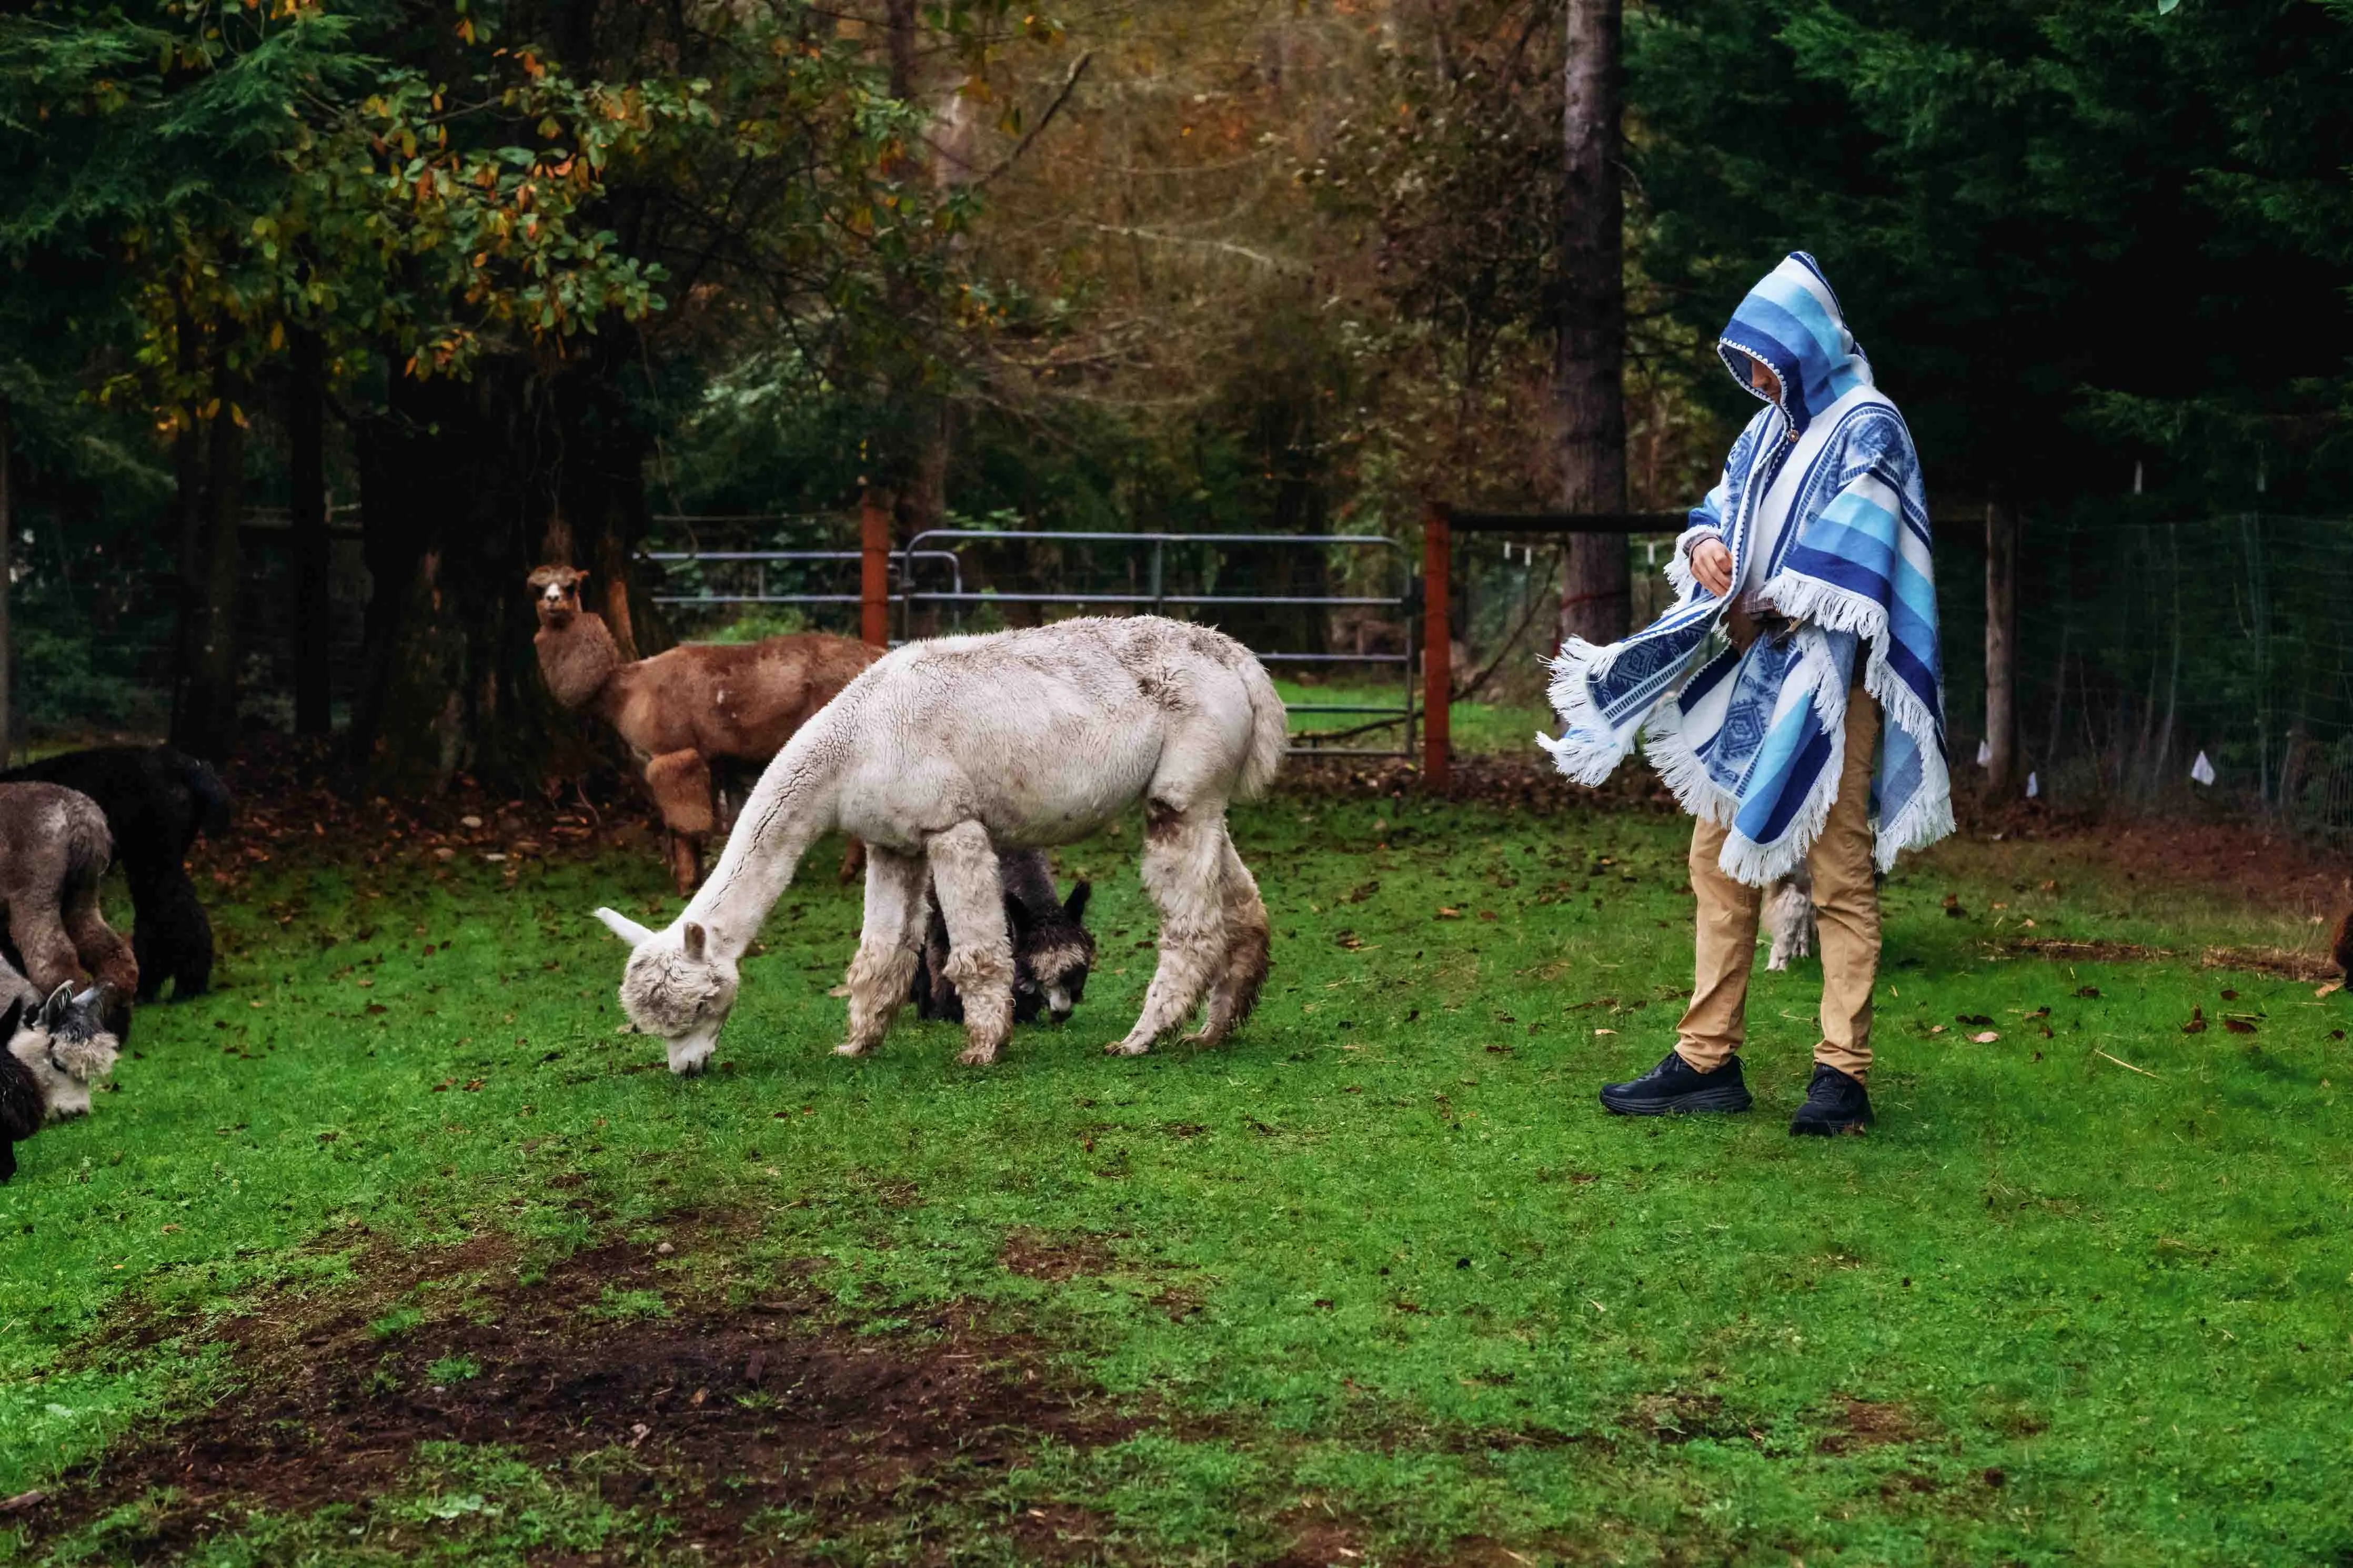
529, 565, 881, 893
2332, 908, 2352, 979
0, 784, 138, 1035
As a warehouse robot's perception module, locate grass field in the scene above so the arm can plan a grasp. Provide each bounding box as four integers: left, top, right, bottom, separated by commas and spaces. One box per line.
2, 790, 2349, 1566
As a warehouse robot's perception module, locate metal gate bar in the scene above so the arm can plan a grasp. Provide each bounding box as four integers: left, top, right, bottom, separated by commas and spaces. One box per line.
898, 527, 1417, 758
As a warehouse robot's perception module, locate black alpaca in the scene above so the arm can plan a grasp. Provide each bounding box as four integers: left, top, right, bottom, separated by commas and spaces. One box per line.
0, 998, 41, 1183
0, 747, 232, 1001
912, 849, 1095, 1026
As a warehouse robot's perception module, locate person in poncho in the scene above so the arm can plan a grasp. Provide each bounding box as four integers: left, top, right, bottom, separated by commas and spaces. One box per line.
1540, 252, 1952, 1135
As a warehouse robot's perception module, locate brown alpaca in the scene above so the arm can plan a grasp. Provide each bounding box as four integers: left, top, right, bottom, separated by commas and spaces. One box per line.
528, 565, 881, 893
0, 783, 138, 1035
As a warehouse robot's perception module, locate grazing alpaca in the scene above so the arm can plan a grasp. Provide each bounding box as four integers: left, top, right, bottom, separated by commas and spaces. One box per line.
1, 745, 231, 1000
595, 615, 1285, 1073
0, 783, 137, 1036
4, 977, 120, 1131
911, 849, 1094, 1026
1764, 868, 1816, 971
527, 565, 880, 894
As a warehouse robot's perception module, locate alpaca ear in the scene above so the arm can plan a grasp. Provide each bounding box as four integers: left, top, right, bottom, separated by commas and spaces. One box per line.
0, 997, 23, 1043
38, 984, 72, 1031
1004, 895, 1035, 936
1064, 880, 1092, 925
593, 907, 655, 947
682, 922, 707, 961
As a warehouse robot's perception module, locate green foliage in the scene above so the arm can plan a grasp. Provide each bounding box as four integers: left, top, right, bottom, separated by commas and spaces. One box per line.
2, 814, 2349, 1562
1627, 0, 2353, 506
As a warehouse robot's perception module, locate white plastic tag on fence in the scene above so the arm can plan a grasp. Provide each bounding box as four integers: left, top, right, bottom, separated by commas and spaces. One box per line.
1976, 738, 1992, 767
2191, 751, 2216, 786
2026, 772, 2039, 799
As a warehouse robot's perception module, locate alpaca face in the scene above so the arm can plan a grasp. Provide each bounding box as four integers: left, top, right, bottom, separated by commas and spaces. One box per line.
597, 912, 737, 1074
1009, 881, 1094, 1024
527, 565, 590, 630
7, 984, 121, 1122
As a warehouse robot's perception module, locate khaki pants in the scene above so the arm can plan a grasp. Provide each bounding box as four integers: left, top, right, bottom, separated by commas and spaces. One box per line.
1675, 689, 1881, 1081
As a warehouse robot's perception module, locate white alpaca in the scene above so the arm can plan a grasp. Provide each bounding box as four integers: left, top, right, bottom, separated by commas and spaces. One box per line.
594, 616, 1287, 1071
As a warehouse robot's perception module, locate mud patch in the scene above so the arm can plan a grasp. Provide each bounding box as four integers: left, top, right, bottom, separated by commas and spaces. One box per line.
1627, 1391, 1748, 1446
1816, 1396, 1927, 1454
26, 1232, 1141, 1565
1999, 937, 2338, 982
1001, 1227, 1121, 1282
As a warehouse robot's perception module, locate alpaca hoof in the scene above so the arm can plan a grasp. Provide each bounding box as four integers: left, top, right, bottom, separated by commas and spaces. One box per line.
1183, 1027, 1228, 1048
955, 1041, 1001, 1066
834, 1039, 873, 1058
666, 1043, 716, 1076
1104, 1038, 1152, 1057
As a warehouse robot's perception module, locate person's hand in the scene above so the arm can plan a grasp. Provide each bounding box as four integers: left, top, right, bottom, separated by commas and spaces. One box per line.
1690, 538, 1734, 597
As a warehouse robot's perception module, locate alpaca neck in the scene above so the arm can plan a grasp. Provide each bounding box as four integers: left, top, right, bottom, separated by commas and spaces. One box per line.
538, 613, 625, 711
681, 703, 851, 956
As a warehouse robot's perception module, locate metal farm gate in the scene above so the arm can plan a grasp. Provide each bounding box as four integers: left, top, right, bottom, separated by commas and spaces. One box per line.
639, 508, 1421, 759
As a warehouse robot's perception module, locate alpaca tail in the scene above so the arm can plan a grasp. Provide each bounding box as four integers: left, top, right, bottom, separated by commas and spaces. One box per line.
64, 802, 113, 888
1235, 653, 1288, 801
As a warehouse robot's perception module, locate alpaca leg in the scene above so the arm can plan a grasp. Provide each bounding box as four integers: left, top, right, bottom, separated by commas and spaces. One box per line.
1190, 827, 1271, 1047
645, 750, 716, 895
838, 847, 928, 1058
64, 876, 138, 1004
1109, 806, 1230, 1057
927, 823, 1014, 1066
9, 902, 86, 995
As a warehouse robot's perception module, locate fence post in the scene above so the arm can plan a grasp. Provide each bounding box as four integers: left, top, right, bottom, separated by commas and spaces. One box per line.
1423, 500, 1452, 790
860, 490, 891, 649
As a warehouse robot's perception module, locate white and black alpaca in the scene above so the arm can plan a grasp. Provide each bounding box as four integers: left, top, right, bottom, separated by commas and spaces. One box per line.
596, 616, 1284, 1071
0, 982, 122, 1181
1764, 868, 1816, 970
911, 850, 1094, 1026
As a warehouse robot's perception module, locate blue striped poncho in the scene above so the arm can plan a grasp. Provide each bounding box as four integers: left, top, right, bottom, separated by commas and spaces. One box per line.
1539, 252, 1953, 885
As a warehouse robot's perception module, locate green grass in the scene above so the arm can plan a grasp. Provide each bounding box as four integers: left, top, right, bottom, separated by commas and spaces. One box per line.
2, 797, 2349, 1565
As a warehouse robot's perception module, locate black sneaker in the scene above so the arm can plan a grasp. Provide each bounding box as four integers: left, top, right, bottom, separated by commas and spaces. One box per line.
1598, 1050, 1754, 1116
1789, 1064, 1874, 1136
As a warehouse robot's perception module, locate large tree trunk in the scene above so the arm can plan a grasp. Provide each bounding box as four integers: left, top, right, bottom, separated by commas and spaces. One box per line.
172, 353, 245, 761
290, 327, 333, 736
1555, 0, 1628, 649
1985, 497, 2020, 794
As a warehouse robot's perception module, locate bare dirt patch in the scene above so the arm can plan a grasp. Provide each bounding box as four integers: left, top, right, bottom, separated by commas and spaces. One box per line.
1816, 1396, 1928, 1455
1999, 936, 2341, 982
1000, 1228, 1122, 1282
25, 1230, 1141, 1565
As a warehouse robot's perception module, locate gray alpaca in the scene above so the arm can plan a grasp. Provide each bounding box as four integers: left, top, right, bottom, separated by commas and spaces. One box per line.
1, 982, 123, 1180
0, 784, 137, 1033
912, 849, 1094, 1026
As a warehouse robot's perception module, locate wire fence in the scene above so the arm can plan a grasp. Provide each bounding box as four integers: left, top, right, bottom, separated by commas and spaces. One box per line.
1938, 512, 2353, 838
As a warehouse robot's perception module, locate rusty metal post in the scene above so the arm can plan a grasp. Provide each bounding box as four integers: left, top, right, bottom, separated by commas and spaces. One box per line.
1422, 499, 1452, 790
860, 490, 891, 649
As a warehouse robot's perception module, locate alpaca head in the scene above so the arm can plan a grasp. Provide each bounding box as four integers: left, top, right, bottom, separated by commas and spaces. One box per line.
528, 564, 591, 630
595, 909, 737, 1074
1009, 880, 1093, 1025
6, 983, 122, 1122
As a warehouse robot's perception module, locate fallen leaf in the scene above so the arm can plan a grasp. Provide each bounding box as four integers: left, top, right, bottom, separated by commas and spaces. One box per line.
2075, 985, 2101, 999
2183, 1006, 2208, 1035
1593, 1027, 1617, 1036
826, 984, 852, 998
2220, 988, 2239, 1000
2315, 980, 2341, 999
1435, 907, 1462, 919
2223, 1017, 2258, 1035
1971, 1030, 2000, 1044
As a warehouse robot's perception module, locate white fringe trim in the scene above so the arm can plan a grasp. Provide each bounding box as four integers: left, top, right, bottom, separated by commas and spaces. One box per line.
1876, 783, 1955, 874
1664, 524, 1724, 602
1640, 711, 1741, 827
1537, 638, 1643, 784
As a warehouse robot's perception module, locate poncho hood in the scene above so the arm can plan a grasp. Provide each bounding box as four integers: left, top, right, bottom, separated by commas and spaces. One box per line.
1715, 252, 1874, 437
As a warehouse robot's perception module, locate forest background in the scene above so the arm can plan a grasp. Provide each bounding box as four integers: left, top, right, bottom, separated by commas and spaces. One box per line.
1, 0, 2349, 808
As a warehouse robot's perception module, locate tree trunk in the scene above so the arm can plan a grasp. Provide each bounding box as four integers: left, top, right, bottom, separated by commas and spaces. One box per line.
173, 355, 245, 760
1555, 0, 1628, 649
1985, 498, 2019, 794
0, 402, 12, 765
290, 327, 333, 736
